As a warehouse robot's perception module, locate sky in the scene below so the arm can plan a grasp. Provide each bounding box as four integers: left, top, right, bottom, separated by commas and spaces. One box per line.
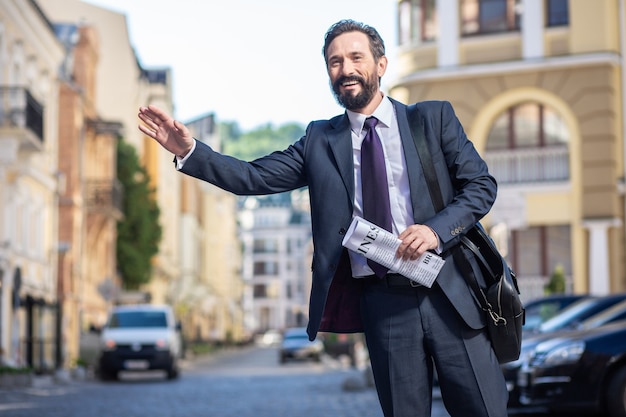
83, 0, 398, 130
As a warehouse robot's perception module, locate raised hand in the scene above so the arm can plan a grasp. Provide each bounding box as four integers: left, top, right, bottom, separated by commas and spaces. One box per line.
138, 105, 194, 158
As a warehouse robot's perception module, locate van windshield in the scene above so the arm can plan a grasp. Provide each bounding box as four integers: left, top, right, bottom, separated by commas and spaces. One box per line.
108, 311, 167, 328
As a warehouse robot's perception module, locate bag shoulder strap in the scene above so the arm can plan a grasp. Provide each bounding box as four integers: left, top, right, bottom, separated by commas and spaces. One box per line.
407, 104, 444, 211
406, 104, 490, 309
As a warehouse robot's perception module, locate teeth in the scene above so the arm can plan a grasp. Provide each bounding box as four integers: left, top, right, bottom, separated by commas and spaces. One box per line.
343, 80, 359, 86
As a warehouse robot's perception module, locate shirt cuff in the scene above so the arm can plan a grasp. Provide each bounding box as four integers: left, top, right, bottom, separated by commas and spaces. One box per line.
175, 140, 197, 170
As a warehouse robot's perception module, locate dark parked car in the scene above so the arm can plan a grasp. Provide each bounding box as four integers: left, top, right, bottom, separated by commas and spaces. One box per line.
505, 293, 626, 408
279, 327, 324, 364
516, 320, 626, 417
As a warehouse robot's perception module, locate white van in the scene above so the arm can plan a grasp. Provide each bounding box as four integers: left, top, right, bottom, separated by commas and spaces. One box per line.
98, 304, 182, 380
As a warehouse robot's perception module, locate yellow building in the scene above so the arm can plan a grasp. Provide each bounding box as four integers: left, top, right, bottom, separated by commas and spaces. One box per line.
0, 0, 64, 369
391, 0, 626, 299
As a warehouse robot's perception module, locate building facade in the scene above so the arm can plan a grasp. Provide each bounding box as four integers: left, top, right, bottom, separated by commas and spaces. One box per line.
239, 192, 312, 334
0, 0, 64, 369
391, 0, 626, 299
182, 114, 246, 344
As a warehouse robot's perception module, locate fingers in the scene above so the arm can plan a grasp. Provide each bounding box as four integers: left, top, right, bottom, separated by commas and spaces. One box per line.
138, 105, 177, 140
397, 225, 438, 260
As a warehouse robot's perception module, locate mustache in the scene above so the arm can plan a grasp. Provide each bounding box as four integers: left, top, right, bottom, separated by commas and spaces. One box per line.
333, 75, 365, 91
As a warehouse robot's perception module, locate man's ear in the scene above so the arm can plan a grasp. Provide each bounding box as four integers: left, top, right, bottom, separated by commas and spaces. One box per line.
377, 56, 388, 78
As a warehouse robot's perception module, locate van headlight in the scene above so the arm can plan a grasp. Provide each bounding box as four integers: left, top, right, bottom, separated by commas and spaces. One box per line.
540, 341, 585, 367
155, 339, 170, 351
102, 339, 117, 351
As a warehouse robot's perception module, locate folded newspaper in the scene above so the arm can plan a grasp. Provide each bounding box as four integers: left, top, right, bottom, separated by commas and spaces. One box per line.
342, 216, 445, 288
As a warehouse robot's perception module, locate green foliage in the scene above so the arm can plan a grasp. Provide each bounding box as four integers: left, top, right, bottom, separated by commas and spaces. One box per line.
0, 366, 32, 374
222, 121, 305, 161
116, 140, 162, 290
544, 264, 566, 295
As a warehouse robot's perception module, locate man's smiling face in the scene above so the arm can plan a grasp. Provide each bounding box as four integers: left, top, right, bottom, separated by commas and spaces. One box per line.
326, 31, 387, 113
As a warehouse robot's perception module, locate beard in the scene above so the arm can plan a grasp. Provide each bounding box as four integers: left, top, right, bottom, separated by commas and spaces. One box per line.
331, 74, 379, 111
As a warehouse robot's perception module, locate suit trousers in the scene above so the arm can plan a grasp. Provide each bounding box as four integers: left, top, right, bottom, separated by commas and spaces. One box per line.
359, 277, 508, 417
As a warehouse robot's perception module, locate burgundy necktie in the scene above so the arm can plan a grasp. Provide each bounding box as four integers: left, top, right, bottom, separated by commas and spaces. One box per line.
361, 117, 392, 277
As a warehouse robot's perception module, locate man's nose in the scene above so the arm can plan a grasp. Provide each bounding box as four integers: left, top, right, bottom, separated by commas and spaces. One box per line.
341, 61, 355, 76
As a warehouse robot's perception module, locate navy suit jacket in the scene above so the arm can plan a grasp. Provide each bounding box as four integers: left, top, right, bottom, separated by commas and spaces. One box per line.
181, 98, 497, 340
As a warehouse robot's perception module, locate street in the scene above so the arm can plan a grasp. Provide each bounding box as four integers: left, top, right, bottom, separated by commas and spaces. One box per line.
0, 346, 581, 417
0, 345, 433, 417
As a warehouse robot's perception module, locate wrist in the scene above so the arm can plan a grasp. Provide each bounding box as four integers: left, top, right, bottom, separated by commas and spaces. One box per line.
177, 143, 193, 159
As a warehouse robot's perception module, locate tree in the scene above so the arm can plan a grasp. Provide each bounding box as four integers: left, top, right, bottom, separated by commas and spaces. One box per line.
116, 140, 162, 290
222, 121, 305, 161
544, 264, 566, 295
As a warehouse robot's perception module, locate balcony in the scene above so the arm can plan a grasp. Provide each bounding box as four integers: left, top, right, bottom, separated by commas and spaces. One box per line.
484, 146, 569, 185
0, 86, 44, 153
85, 179, 124, 218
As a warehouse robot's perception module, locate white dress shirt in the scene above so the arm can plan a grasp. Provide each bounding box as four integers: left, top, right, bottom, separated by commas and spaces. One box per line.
347, 96, 415, 277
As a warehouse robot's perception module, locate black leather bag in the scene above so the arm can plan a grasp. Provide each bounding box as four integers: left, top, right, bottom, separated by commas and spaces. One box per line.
407, 104, 524, 364
458, 224, 524, 363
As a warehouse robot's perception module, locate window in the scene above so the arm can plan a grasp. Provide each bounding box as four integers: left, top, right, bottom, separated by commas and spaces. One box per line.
546, 0, 569, 27
487, 102, 568, 150
253, 261, 278, 275
253, 284, 267, 298
109, 311, 167, 328
253, 239, 278, 253
511, 225, 571, 277
461, 0, 521, 36
398, 0, 437, 45
485, 102, 569, 183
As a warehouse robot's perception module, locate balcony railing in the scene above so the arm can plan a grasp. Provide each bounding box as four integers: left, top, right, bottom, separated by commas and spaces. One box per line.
0, 86, 44, 143
484, 146, 569, 184
85, 179, 123, 216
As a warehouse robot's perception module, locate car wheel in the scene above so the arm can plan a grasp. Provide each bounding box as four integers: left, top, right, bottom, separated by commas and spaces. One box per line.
166, 358, 180, 380
606, 366, 626, 417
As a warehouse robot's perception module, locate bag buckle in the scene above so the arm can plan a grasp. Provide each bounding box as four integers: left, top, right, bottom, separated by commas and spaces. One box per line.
489, 309, 507, 326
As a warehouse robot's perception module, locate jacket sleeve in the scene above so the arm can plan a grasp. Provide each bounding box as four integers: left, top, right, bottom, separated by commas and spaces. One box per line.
420, 101, 498, 250
179, 137, 308, 195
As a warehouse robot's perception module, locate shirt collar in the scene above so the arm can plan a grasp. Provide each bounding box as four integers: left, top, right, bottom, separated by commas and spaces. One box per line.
347, 94, 394, 136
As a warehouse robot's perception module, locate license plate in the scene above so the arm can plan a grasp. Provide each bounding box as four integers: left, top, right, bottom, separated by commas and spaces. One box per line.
124, 360, 149, 370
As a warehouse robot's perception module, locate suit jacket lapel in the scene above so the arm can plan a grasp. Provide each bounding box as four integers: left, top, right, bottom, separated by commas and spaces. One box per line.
392, 99, 429, 223
327, 114, 355, 206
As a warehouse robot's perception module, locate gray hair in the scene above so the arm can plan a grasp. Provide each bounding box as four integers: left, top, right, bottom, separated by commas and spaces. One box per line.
322, 19, 386, 64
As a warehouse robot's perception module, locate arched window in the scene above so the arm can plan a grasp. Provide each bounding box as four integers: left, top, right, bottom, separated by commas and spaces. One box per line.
484, 102, 569, 183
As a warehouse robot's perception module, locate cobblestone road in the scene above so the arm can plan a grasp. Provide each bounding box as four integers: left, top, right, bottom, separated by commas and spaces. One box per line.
0, 346, 572, 417
0, 346, 396, 417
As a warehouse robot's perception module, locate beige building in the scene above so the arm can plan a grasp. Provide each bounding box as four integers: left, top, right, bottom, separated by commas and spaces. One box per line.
38, 0, 177, 313
185, 114, 245, 344
391, 0, 626, 299
56, 23, 123, 367
0, 0, 64, 369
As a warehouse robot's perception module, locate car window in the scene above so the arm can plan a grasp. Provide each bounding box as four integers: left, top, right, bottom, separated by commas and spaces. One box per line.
580, 300, 626, 330
524, 304, 559, 330
109, 311, 168, 328
284, 333, 308, 340
539, 296, 626, 332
